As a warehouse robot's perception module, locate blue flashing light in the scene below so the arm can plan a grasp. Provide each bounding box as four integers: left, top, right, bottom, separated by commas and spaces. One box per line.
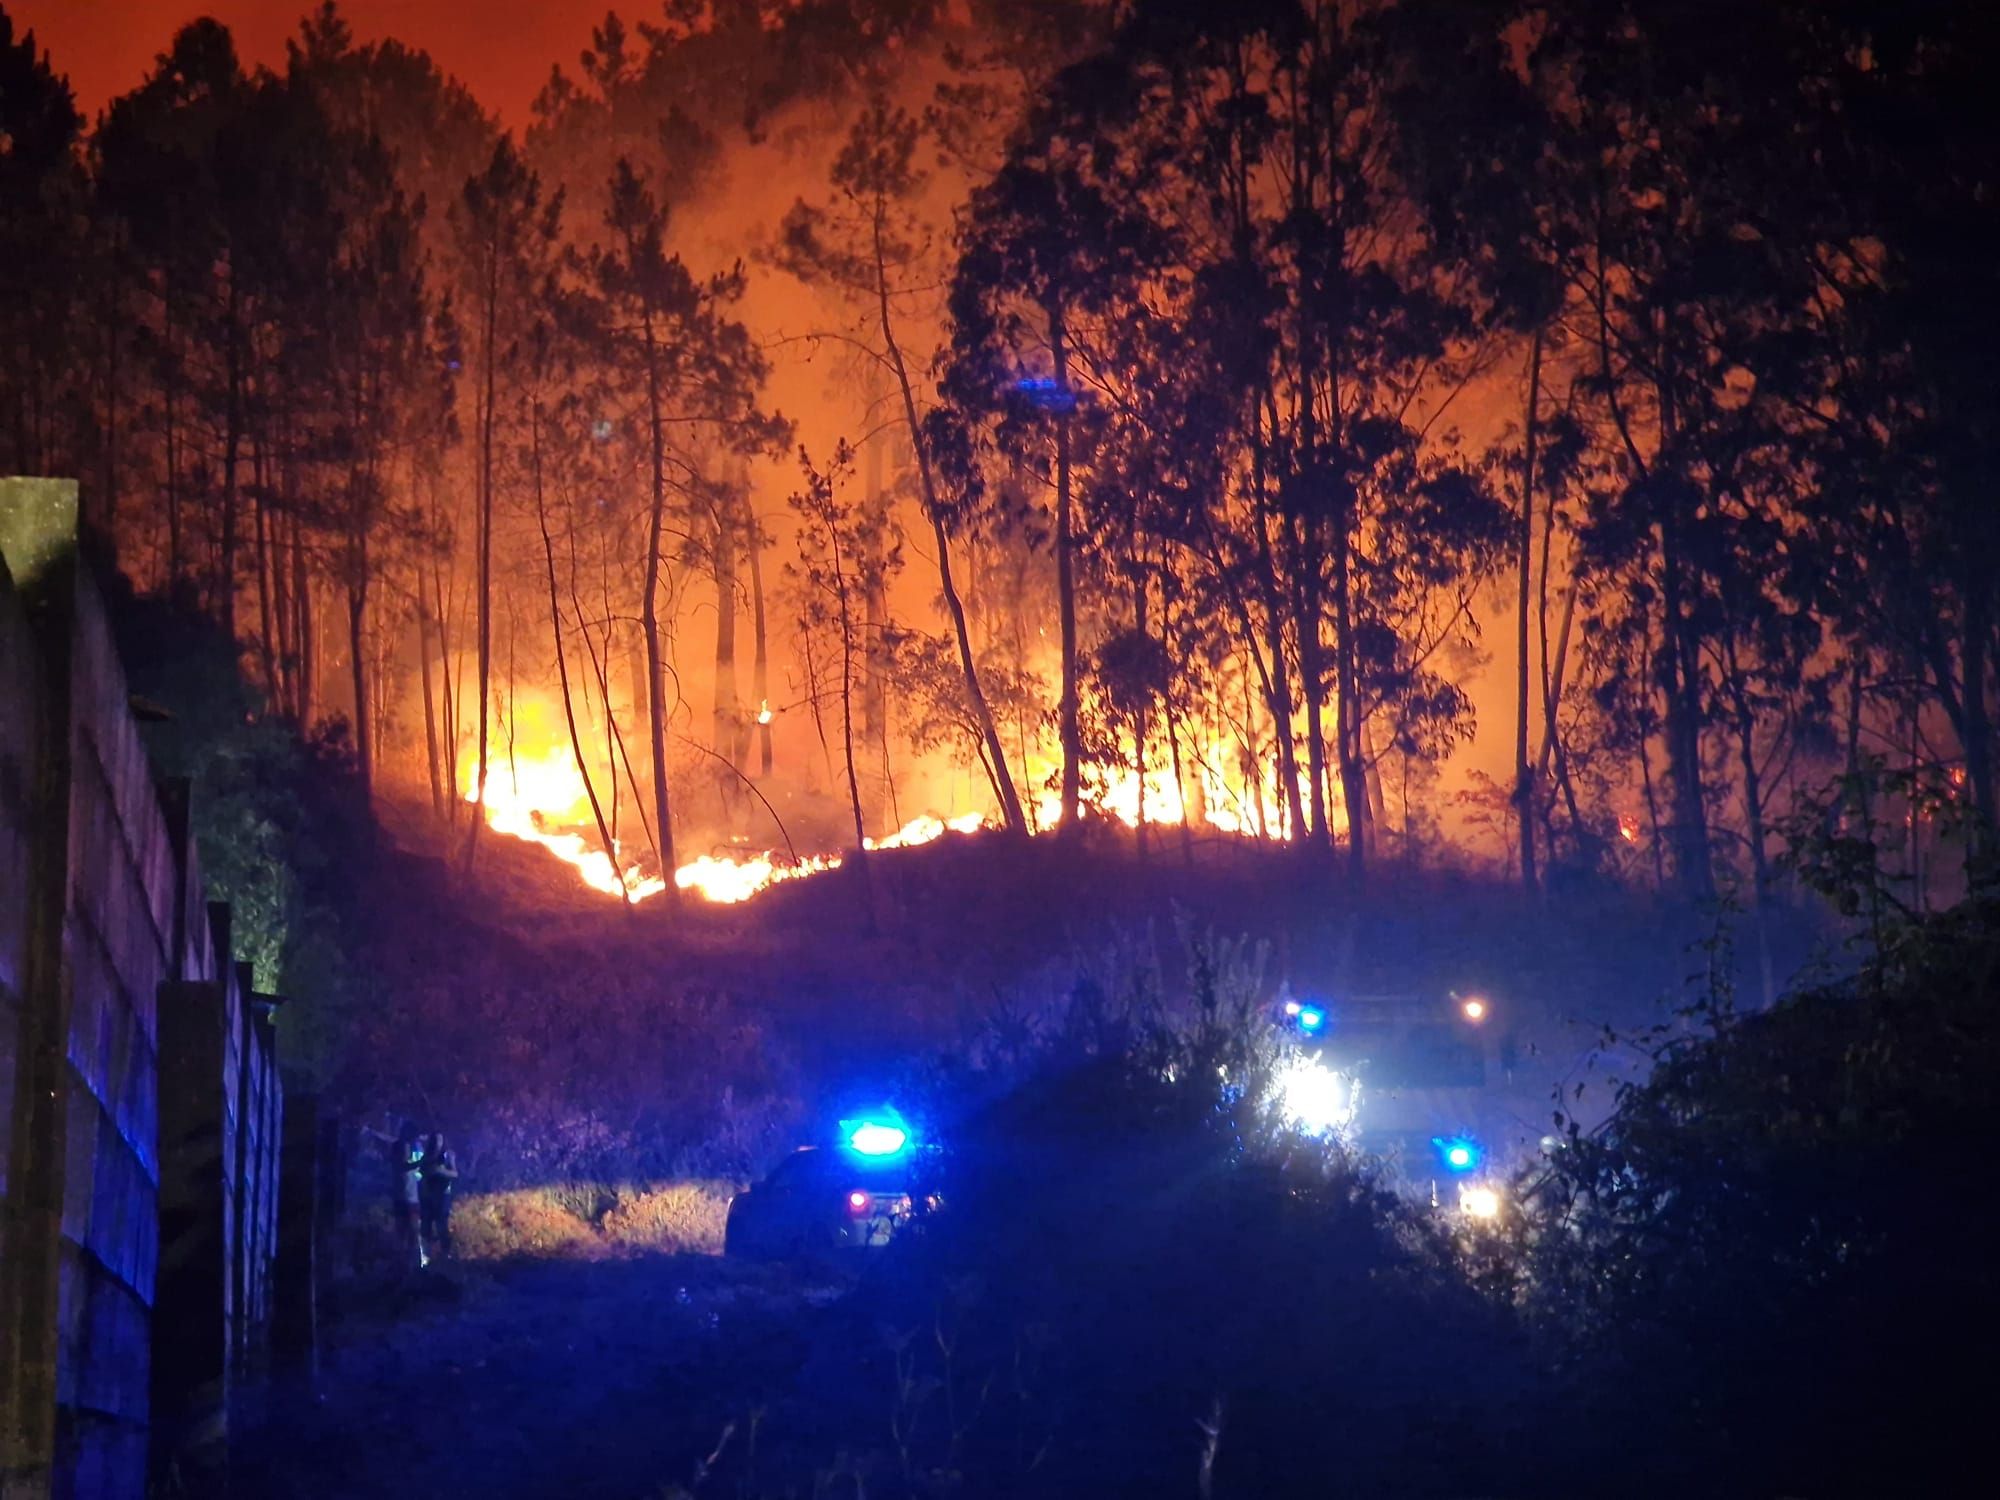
1435, 1136, 1483, 1173
846, 1122, 908, 1157
1433, 1136, 1483, 1174
839, 1108, 913, 1160
1013, 376, 1079, 412
1295, 1004, 1327, 1034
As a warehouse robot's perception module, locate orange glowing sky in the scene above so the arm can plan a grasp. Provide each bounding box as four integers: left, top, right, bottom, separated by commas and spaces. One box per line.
11, 0, 589, 124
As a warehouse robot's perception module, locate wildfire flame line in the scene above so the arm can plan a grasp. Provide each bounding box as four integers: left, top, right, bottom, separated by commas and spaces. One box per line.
461, 737, 1318, 906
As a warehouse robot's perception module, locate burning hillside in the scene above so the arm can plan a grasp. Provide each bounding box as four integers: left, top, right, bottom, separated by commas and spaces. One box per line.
14, 0, 1977, 949
459, 722, 1319, 906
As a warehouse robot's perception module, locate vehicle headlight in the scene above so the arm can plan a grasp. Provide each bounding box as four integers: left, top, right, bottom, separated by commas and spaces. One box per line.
1274, 1056, 1358, 1137
1458, 1184, 1502, 1220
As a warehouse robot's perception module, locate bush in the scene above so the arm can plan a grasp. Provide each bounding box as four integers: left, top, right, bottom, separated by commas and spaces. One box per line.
675, 936, 1539, 1499
1508, 893, 2000, 1495
345, 951, 808, 1196
450, 1189, 606, 1261
451, 1179, 736, 1261
106, 577, 369, 1082
600, 1181, 734, 1254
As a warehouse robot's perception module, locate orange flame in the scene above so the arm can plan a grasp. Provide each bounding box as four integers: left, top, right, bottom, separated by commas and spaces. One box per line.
462, 739, 995, 905
464, 719, 1326, 904
465, 744, 667, 902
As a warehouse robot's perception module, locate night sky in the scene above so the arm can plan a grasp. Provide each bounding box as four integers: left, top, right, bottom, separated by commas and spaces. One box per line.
12, 0, 573, 122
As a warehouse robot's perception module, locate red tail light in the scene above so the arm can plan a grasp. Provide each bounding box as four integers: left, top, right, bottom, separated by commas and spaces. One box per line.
846, 1189, 871, 1214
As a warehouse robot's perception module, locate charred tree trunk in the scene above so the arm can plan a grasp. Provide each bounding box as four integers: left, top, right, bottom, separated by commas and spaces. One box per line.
1161, 585, 1197, 867
1050, 298, 1081, 836
419, 592, 443, 817
1723, 637, 1771, 898
293, 513, 315, 729
1637, 631, 1668, 890
1133, 571, 1151, 858
218, 278, 243, 641
639, 309, 682, 902
1960, 578, 1998, 876
1248, 396, 1307, 841
534, 395, 627, 903
859, 422, 889, 827
832, 532, 873, 915
164, 309, 183, 595
1331, 502, 1368, 880
254, 476, 277, 705
430, 559, 457, 812
1515, 330, 1543, 894
711, 484, 743, 774
1296, 516, 1331, 850
749, 500, 773, 778
1657, 518, 1714, 900
271, 496, 294, 718
463, 245, 499, 872
347, 569, 371, 797
1535, 523, 1577, 858
870, 200, 1024, 834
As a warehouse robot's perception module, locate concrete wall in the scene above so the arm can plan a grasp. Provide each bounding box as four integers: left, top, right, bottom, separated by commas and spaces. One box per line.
0, 479, 289, 1499
56, 511, 172, 1496
0, 518, 40, 1205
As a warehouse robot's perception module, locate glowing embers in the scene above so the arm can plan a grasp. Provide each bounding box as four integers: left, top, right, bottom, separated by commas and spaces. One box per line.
1274, 1056, 1360, 1138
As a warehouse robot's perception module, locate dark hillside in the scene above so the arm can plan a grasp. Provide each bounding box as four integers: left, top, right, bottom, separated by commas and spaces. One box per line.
344, 793, 1828, 1190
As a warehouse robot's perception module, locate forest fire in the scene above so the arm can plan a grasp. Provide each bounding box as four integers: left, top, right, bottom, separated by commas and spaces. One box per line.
463, 721, 1313, 905
671, 813, 986, 905
462, 741, 995, 904
462, 746, 666, 903
13, 0, 1977, 930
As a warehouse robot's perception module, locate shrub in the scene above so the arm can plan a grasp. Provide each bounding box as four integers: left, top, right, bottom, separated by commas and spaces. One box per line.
676, 935, 1537, 1499
450, 1189, 606, 1261
599, 1180, 734, 1255
451, 1179, 736, 1261
1508, 893, 2000, 1495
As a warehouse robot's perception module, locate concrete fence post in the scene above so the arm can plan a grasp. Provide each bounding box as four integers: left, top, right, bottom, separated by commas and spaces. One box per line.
152, 979, 232, 1497
0, 481, 79, 1500
273, 1089, 320, 1379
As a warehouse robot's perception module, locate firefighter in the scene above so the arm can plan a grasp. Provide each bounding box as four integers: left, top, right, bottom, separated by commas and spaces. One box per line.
419, 1132, 460, 1262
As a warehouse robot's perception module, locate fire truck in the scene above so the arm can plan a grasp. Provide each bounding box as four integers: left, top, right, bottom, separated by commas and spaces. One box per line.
1287, 990, 1529, 1218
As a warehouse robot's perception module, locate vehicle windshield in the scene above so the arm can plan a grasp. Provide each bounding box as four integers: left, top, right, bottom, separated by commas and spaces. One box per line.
1328, 1020, 1485, 1088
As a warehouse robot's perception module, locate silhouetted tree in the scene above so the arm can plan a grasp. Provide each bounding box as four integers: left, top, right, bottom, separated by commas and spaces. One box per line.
573, 158, 783, 902
776, 95, 1030, 834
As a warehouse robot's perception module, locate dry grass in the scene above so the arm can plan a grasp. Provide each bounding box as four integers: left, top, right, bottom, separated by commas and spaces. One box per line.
599, 1180, 735, 1253
450, 1180, 737, 1262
